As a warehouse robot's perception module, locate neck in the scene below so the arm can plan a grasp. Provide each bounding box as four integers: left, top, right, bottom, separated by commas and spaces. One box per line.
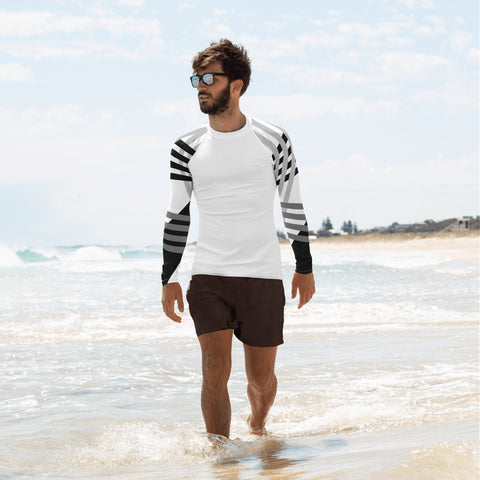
208, 105, 246, 133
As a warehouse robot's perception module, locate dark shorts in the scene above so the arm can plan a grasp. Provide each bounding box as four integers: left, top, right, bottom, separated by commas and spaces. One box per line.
186, 275, 285, 347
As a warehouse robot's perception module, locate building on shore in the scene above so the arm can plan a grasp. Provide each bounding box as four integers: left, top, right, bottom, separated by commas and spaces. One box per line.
454, 217, 473, 229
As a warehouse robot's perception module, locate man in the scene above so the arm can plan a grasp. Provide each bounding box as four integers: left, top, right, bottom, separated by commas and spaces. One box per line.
161, 39, 315, 439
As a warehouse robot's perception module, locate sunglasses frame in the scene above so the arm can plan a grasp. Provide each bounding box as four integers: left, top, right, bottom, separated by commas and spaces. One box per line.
190, 72, 228, 88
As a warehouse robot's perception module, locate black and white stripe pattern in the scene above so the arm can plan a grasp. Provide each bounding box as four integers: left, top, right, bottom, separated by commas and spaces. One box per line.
163, 208, 191, 254
170, 139, 194, 182
252, 118, 308, 244
252, 119, 312, 274
280, 202, 309, 242
162, 126, 207, 285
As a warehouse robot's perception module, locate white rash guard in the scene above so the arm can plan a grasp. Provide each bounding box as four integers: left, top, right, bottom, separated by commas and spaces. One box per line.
161, 117, 312, 285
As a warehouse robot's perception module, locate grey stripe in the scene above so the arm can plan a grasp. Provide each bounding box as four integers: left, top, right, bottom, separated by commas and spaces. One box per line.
184, 125, 208, 145
282, 212, 307, 220
171, 126, 207, 164
252, 125, 280, 173
252, 119, 282, 172
283, 153, 296, 201
166, 211, 190, 222
284, 222, 309, 232
277, 133, 290, 195
281, 202, 304, 209
164, 222, 190, 232
163, 244, 186, 254
163, 232, 187, 242
251, 118, 280, 139
287, 233, 310, 242
251, 119, 296, 200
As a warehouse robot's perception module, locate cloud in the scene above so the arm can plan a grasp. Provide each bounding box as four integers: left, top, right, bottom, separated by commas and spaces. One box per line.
0, 11, 91, 36
239, 30, 349, 62
408, 81, 477, 108
296, 31, 350, 49
448, 31, 474, 52
0, 126, 166, 185
0, 105, 119, 137
272, 64, 386, 88
394, 0, 436, 9
244, 94, 400, 120
265, 21, 287, 31
377, 51, 447, 77
0, 10, 166, 60
337, 20, 415, 47
0, 10, 162, 38
200, 19, 232, 39
338, 21, 398, 38
466, 48, 479, 63
153, 98, 204, 123
0, 63, 33, 82
176, 1, 198, 11
0, 40, 154, 60
273, 65, 345, 88
305, 151, 477, 192
212, 8, 230, 17
116, 0, 144, 6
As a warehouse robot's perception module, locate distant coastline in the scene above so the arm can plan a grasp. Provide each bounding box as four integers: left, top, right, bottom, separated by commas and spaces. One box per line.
278, 216, 480, 244
304, 228, 479, 244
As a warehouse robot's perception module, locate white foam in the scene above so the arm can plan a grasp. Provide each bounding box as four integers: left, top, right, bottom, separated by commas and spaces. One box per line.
66, 246, 122, 262
67, 421, 270, 468
0, 243, 22, 267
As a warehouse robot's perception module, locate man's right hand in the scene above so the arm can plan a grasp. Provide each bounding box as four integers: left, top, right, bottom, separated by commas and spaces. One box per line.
162, 282, 184, 323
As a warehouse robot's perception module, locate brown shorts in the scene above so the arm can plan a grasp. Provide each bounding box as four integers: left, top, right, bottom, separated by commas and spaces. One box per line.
186, 275, 285, 347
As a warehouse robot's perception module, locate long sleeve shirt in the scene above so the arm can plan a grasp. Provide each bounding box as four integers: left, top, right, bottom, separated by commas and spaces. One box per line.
161, 117, 312, 285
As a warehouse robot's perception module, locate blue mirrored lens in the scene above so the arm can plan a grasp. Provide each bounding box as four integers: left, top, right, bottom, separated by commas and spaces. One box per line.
202, 73, 214, 85
191, 76, 200, 88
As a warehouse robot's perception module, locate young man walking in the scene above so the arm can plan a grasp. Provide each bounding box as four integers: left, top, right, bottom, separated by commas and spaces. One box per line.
161, 39, 315, 438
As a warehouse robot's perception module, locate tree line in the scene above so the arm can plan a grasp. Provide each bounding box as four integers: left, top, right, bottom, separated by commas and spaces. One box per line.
277, 217, 359, 240
318, 217, 358, 235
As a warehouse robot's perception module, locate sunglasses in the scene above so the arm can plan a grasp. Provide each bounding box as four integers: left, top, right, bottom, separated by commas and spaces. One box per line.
190, 72, 228, 88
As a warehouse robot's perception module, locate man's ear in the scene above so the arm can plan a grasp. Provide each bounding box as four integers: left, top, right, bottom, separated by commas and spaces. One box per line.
231, 78, 244, 95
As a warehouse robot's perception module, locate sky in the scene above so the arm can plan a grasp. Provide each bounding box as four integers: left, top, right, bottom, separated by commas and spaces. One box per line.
0, 0, 478, 246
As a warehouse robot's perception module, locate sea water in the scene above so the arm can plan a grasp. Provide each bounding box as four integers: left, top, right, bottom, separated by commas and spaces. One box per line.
0, 242, 478, 479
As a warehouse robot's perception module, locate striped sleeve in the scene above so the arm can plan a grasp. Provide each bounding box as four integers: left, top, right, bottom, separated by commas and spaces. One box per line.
252, 119, 313, 274
161, 127, 206, 285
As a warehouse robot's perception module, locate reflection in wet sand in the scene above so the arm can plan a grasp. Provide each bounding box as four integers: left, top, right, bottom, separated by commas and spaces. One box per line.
212, 437, 306, 479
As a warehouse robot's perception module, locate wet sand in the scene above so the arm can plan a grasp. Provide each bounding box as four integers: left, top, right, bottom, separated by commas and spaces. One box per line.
284, 230, 479, 262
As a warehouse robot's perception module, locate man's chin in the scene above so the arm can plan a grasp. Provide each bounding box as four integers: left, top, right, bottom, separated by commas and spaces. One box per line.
199, 100, 229, 115
199, 104, 212, 114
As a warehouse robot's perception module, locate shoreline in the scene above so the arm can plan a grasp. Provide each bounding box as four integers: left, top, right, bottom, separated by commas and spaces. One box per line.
280, 229, 479, 244
280, 230, 479, 261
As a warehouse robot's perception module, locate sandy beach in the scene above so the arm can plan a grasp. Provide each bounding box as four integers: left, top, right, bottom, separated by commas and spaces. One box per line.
291, 230, 479, 260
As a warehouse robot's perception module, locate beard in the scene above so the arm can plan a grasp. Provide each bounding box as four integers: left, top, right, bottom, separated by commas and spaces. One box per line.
199, 83, 231, 115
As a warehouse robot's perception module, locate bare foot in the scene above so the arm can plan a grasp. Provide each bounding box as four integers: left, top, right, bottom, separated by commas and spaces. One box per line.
247, 414, 268, 436
207, 433, 229, 444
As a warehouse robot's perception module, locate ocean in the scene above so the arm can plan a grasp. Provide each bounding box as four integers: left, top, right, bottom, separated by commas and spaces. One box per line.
0, 240, 478, 479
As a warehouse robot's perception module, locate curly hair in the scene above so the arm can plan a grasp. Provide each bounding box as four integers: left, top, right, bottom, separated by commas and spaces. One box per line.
192, 39, 251, 96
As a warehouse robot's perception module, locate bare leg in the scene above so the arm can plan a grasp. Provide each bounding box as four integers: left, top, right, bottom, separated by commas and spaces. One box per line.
244, 344, 278, 434
198, 329, 233, 438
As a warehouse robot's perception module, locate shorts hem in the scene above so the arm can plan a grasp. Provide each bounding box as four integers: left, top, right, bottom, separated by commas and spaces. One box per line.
196, 326, 234, 337
234, 331, 284, 347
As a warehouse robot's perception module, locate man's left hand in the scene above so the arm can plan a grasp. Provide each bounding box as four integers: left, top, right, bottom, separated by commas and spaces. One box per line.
291, 272, 315, 309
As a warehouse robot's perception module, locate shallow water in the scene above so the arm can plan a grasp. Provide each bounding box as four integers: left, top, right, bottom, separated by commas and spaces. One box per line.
0, 243, 478, 479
